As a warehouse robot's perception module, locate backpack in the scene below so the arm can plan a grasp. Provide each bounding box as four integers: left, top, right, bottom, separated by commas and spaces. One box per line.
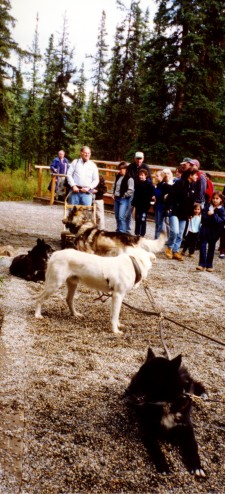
205, 176, 214, 202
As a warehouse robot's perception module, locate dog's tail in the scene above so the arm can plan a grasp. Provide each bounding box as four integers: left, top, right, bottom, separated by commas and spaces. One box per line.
139, 232, 167, 253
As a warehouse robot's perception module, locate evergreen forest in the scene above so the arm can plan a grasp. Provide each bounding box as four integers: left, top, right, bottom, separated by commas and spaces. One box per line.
1, 0, 225, 170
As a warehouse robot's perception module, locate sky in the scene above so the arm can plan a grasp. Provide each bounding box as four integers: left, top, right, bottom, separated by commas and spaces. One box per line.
10, 0, 157, 88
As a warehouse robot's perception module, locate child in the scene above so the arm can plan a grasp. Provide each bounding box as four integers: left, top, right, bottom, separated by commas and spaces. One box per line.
132, 168, 155, 237
154, 170, 172, 239
92, 175, 107, 230
181, 203, 201, 257
113, 162, 134, 233
196, 191, 225, 272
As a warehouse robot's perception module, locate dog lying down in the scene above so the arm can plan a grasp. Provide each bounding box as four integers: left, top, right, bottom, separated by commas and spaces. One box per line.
125, 348, 207, 477
10, 238, 54, 282
35, 246, 156, 333
62, 205, 166, 255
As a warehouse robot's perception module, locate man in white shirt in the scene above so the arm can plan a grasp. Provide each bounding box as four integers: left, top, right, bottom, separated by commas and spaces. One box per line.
67, 146, 99, 205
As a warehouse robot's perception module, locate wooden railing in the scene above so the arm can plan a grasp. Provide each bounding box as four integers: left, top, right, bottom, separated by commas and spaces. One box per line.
34, 162, 225, 206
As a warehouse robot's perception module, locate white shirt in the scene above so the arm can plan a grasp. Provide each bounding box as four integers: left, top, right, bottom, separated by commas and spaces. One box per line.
188, 215, 201, 233
67, 158, 99, 190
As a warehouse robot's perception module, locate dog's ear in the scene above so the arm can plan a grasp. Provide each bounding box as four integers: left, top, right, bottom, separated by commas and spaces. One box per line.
146, 348, 155, 361
170, 354, 182, 371
37, 238, 45, 246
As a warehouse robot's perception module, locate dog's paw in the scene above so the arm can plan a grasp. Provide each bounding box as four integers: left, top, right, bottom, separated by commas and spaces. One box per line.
73, 311, 83, 318
191, 468, 206, 478
35, 314, 43, 319
112, 328, 123, 335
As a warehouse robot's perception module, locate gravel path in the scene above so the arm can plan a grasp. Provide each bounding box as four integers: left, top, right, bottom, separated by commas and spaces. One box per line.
0, 201, 225, 493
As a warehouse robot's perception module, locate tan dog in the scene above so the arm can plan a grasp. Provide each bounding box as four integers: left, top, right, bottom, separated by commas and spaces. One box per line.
35, 247, 156, 333
62, 205, 166, 255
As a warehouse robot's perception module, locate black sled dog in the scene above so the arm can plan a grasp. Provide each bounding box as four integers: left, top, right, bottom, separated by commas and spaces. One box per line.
10, 238, 54, 282
125, 348, 207, 477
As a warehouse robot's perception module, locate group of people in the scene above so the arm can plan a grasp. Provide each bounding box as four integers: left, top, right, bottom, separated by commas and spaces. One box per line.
154, 157, 225, 271
49, 148, 225, 272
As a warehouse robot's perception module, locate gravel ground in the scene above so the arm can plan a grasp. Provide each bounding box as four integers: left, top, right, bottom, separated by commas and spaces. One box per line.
0, 201, 225, 494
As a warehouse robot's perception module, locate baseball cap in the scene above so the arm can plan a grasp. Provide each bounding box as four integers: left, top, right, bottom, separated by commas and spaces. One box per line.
190, 159, 200, 168
180, 157, 192, 164
135, 152, 144, 159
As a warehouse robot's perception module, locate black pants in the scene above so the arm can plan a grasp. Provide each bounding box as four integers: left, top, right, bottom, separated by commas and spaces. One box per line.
135, 210, 147, 237
182, 231, 199, 254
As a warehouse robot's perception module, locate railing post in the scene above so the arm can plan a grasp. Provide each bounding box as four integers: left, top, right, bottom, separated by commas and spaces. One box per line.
37, 168, 43, 197
50, 176, 56, 205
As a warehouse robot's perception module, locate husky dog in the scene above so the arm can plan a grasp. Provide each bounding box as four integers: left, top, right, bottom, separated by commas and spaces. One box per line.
62, 205, 166, 255
10, 238, 54, 282
35, 247, 156, 333
125, 348, 207, 477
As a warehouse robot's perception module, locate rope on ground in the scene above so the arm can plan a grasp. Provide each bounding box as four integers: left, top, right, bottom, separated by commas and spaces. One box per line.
142, 281, 171, 359
121, 297, 225, 348
94, 288, 225, 348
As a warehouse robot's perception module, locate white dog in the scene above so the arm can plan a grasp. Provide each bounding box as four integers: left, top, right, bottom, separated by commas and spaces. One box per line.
35, 247, 155, 333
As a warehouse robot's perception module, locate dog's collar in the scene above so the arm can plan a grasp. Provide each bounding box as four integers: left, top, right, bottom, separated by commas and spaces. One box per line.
129, 256, 142, 284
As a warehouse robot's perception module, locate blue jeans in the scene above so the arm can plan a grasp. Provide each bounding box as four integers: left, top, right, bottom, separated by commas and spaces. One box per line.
199, 237, 217, 268
155, 208, 165, 239
167, 216, 186, 253
68, 192, 92, 206
114, 197, 130, 233
125, 195, 133, 234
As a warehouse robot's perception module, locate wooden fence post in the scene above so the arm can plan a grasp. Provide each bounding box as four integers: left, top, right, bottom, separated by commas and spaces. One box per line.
50, 176, 56, 205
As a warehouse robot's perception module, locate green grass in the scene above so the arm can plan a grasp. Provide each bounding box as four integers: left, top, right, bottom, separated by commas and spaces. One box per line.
0, 168, 50, 201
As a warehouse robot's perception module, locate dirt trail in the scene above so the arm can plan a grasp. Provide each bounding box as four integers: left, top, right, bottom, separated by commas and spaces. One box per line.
0, 201, 225, 493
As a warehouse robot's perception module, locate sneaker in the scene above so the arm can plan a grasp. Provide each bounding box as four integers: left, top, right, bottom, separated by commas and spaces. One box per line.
196, 266, 205, 271
188, 254, 195, 258
173, 252, 184, 261
219, 253, 225, 259
206, 267, 214, 272
165, 247, 173, 259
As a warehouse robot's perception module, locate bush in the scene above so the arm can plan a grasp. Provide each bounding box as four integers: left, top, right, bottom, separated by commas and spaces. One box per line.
0, 168, 50, 201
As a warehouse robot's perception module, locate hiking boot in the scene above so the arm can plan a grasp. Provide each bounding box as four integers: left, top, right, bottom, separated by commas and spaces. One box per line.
181, 250, 186, 256
173, 252, 184, 261
206, 267, 214, 272
188, 254, 195, 258
196, 266, 205, 271
165, 247, 173, 259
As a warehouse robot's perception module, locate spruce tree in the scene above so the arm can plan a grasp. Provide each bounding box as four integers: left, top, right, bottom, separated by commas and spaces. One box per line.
0, 0, 23, 169
103, 0, 147, 159
140, 0, 225, 167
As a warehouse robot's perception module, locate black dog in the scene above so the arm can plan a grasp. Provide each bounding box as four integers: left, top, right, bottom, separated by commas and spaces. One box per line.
125, 348, 207, 477
10, 238, 54, 282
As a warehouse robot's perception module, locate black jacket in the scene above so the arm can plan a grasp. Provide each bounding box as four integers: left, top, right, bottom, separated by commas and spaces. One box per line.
132, 180, 155, 212
164, 177, 197, 220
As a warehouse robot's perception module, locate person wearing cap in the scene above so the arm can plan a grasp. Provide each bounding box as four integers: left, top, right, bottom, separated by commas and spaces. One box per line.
127, 152, 152, 186
164, 168, 199, 260
113, 161, 134, 233
180, 157, 193, 172
189, 159, 207, 206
